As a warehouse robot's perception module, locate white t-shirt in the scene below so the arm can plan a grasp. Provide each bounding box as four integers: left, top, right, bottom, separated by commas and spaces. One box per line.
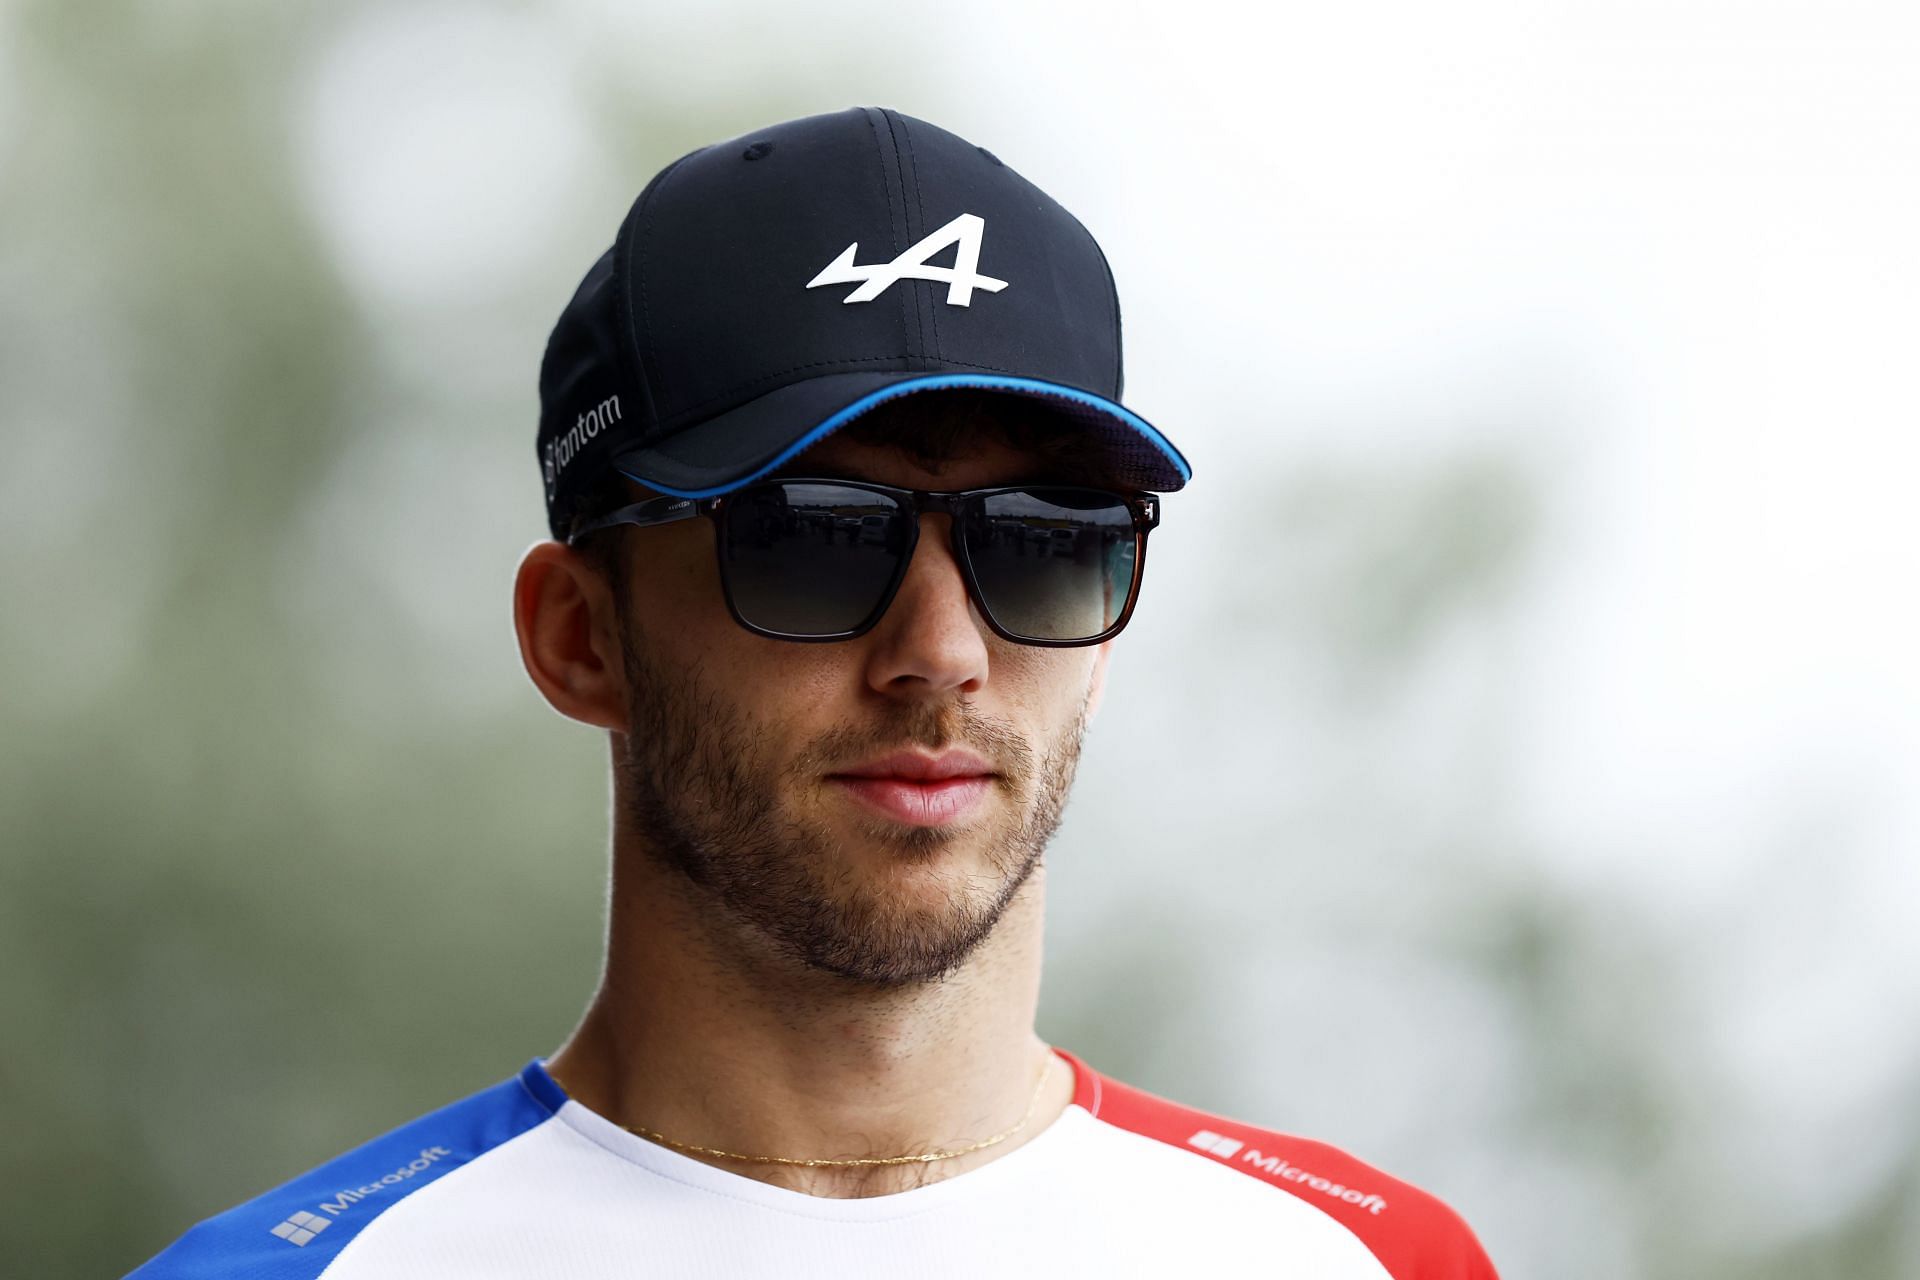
129, 1047, 1497, 1278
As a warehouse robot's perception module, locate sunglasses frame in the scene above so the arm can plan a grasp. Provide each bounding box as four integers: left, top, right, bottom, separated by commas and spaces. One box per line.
568, 476, 1161, 647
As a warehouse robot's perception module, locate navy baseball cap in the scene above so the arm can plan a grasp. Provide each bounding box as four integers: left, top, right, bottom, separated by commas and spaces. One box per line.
536, 106, 1191, 540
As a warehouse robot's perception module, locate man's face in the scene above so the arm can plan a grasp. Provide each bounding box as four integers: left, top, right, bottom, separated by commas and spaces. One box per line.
604, 430, 1110, 988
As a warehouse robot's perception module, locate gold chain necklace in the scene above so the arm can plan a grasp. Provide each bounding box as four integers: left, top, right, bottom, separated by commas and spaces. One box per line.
619, 1053, 1057, 1168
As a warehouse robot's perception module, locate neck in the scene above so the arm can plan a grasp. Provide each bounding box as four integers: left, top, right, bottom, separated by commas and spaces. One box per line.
544, 840, 1071, 1199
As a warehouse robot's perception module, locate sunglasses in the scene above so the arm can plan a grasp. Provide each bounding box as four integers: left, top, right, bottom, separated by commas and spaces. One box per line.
568, 477, 1161, 647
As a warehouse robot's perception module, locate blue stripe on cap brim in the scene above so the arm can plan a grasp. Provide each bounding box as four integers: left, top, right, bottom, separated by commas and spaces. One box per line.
612, 373, 1191, 500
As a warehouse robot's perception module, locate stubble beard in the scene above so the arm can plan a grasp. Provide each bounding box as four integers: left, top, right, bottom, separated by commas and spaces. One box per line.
611, 621, 1089, 988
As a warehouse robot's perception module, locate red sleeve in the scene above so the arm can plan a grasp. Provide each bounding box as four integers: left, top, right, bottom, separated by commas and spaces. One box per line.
1056, 1048, 1499, 1280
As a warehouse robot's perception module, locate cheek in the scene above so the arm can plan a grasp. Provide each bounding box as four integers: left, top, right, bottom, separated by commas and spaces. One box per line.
994, 646, 1102, 725
676, 625, 853, 751
624, 531, 730, 653
727, 648, 849, 719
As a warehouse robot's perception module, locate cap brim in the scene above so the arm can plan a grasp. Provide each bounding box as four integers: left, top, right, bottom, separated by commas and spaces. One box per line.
607, 372, 1191, 498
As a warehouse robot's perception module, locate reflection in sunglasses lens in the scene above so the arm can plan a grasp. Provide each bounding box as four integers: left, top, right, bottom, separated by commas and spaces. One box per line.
965, 490, 1135, 641
721, 483, 1135, 642
722, 484, 907, 636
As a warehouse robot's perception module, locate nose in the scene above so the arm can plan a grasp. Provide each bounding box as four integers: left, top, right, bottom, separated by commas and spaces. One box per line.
861, 513, 991, 698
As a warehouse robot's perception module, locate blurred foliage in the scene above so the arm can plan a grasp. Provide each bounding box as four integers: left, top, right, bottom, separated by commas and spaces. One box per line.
1, 3, 1913, 1279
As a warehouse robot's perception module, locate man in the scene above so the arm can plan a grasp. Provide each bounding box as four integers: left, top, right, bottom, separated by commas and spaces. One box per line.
132, 107, 1498, 1278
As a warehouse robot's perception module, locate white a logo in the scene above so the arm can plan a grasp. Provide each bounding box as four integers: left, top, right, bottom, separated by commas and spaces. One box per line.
806, 212, 1009, 307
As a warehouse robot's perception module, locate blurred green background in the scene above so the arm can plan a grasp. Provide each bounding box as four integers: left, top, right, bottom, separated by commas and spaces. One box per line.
4, 2, 1917, 1277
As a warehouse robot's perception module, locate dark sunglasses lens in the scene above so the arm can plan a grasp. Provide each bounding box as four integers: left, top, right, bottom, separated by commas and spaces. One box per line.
964, 490, 1138, 641
720, 483, 908, 636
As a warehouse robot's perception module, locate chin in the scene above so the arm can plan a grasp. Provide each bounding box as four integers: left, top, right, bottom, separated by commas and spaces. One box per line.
791, 850, 1035, 986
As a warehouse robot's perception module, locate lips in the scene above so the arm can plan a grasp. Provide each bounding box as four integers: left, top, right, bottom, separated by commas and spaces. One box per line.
827, 750, 997, 827
832, 750, 996, 782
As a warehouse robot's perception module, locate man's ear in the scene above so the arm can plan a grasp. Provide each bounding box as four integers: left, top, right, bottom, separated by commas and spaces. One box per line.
1086, 638, 1113, 725
513, 540, 629, 732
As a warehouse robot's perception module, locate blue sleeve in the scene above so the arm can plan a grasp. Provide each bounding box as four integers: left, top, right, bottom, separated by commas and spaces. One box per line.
126, 1064, 563, 1279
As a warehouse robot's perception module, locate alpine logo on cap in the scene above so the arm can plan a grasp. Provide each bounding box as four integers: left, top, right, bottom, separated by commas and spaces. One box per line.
806, 212, 1008, 307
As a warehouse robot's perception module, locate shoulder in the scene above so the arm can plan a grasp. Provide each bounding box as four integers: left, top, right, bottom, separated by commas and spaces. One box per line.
1055, 1048, 1499, 1280
125, 1062, 566, 1279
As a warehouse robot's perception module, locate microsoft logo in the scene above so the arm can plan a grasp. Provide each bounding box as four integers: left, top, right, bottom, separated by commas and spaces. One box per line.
269, 1210, 331, 1247
1187, 1129, 1244, 1159
261, 1146, 455, 1248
